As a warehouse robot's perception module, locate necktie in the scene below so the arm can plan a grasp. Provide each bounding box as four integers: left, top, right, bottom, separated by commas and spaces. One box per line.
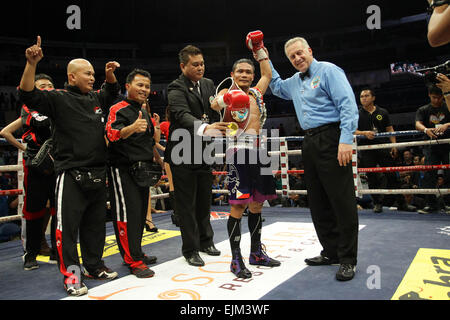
300, 70, 310, 80
194, 82, 201, 96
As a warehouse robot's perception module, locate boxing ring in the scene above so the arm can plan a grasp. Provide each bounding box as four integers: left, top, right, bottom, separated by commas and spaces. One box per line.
2, 130, 450, 224
0, 131, 450, 301
209, 130, 450, 199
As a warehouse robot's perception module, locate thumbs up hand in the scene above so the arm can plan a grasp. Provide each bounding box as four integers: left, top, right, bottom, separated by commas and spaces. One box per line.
133, 111, 148, 133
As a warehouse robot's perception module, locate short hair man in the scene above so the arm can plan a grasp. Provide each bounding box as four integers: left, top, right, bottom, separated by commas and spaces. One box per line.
211, 31, 280, 279
106, 69, 161, 278
0, 74, 57, 271
415, 85, 450, 214
355, 88, 416, 213
166, 45, 228, 267
18, 36, 120, 296
270, 36, 359, 281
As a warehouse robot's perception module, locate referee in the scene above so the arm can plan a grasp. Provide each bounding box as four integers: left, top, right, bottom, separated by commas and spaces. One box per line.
269, 36, 359, 281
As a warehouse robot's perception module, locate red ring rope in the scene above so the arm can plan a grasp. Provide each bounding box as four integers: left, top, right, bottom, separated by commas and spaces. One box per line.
210, 164, 450, 176
0, 189, 23, 196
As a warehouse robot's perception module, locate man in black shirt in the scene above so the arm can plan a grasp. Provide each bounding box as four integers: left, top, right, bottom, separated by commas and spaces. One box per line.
355, 89, 416, 213
18, 36, 120, 296
415, 85, 450, 214
106, 69, 160, 278
0, 74, 57, 270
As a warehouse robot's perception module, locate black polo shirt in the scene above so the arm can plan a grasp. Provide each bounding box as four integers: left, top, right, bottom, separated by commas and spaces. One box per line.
357, 105, 392, 145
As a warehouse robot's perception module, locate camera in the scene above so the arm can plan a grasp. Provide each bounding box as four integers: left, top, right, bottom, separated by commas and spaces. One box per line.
415, 60, 450, 86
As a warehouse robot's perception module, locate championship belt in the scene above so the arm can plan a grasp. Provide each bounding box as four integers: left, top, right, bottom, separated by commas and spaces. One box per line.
214, 77, 250, 138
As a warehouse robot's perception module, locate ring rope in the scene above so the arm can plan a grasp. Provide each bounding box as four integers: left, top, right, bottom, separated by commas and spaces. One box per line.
0, 130, 448, 224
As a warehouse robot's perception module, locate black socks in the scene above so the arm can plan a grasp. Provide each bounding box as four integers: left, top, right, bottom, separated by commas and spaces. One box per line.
248, 211, 262, 252
227, 215, 242, 253
228, 211, 263, 253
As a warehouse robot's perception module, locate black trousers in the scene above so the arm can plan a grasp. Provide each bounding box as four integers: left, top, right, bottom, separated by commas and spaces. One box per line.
55, 170, 107, 279
302, 124, 359, 265
109, 167, 149, 266
23, 162, 57, 257
423, 146, 450, 208
359, 149, 405, 206
171, 164, 214, 258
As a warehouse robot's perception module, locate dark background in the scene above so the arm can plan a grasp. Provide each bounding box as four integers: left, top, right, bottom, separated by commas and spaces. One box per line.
0, 0, 449, 126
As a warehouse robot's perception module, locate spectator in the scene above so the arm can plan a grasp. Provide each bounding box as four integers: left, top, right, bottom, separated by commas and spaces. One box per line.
436, 73, 450, 109
415, 85, 450, 214
399, 149, 416, 187
141, 100, 163, 234
269, 172, 283, 207
357, 173, 374, 210
355, 88, 416, 212
159, 106, 179, 226
211, 175, 226, 205
0, 195, 21, 242
436, 174, 450, 212
411, 154, 425, 188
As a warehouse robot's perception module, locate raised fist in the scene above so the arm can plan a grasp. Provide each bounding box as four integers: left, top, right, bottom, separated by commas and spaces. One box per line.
246, 30, 268, 61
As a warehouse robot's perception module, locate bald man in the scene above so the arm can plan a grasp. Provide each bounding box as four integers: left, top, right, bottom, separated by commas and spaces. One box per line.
19, 36, 121, 296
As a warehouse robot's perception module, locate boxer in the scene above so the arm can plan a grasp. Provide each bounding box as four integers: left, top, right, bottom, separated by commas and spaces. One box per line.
211, 31, 280, 279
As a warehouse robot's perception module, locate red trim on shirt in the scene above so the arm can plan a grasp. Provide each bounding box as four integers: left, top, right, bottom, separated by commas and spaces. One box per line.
106, 100, 129, 142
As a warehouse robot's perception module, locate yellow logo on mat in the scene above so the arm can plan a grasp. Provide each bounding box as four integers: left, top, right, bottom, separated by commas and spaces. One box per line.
37, 229, 181, 263
392, 248, 450, 300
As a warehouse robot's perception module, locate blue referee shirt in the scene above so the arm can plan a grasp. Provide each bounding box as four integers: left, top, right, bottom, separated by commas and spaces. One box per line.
269, 59, 359, 145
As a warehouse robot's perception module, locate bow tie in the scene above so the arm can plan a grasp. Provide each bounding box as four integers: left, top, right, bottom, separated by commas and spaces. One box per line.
300, 70, 310, 80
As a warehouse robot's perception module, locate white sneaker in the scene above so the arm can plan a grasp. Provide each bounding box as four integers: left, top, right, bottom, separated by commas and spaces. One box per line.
64, 281, 88, 296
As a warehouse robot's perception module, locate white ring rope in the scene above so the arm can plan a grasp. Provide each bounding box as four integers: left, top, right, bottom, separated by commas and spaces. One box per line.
1, 131, 449, 223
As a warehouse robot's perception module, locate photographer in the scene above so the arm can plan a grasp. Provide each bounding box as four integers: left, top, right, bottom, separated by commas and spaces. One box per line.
436, 73, 450, 109
427, 0, 450, 47
415, 85, 450, 214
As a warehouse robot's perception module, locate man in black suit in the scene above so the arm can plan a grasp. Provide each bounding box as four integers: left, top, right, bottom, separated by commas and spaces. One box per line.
167, 45, 229, 266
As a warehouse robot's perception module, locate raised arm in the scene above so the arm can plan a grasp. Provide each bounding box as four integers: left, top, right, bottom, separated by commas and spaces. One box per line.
97, 61, 121, 110
269, 61, 294, 101
436, 73, 450, 112
20, 36, 43, 92
105, 61, 120, 84
246, 31, 272, 95
18, 36, 54, 117
254, 48, 272, 95
427, 1, 450, 47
